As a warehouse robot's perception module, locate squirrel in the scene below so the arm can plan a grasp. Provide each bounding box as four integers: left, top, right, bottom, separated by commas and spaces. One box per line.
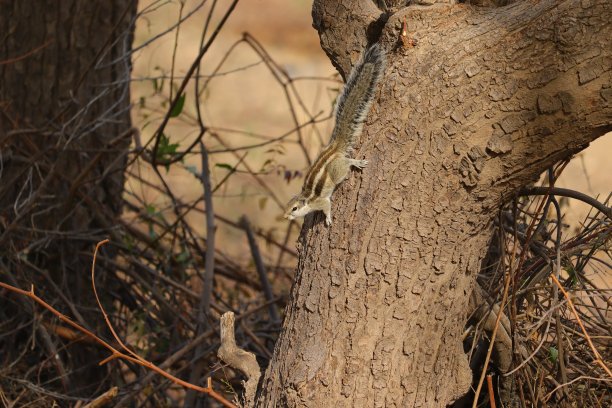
283, 44, 386, 226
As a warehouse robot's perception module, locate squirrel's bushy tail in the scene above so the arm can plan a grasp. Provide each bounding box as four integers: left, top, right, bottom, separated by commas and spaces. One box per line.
330, 43, 386, 150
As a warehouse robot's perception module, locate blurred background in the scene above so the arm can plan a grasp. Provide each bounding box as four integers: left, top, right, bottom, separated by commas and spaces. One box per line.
130, 0, 611, 263
130, 0, 336, 266
1, 1, 609, 406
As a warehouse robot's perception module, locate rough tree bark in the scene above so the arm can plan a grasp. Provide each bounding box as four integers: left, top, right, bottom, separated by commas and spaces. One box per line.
257, 1, 610, 406
0, 0, 136, 394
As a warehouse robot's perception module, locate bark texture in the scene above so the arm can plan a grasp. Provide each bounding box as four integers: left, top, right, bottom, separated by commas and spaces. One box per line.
0, 0, 136, 394
258, 1, 610, 406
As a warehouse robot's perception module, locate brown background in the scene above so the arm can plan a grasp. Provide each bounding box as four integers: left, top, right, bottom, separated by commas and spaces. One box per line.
131, 0, 610, 263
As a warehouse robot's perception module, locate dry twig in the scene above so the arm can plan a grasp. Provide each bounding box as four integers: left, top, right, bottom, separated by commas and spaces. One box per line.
0, 240, 237, 408
218, 312, 261, 408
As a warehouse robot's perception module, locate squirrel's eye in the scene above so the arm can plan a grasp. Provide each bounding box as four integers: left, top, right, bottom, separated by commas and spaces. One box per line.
292, 206, 298, 211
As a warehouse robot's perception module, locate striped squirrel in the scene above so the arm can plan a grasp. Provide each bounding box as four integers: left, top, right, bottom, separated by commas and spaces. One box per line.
284, 44, 385, 226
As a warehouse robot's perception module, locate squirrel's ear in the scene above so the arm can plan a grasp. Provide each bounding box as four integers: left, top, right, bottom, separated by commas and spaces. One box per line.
287, 194, 299, 205
284, 196, 297, 212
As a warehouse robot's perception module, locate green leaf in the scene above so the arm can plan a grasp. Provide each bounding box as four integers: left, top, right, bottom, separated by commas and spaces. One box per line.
148, 223, 157, 240
170, 93, 186, 117
216, 163, 234, 171
565, 265, 577, 288
185, 165, 199, 176
122, 234, 135, 251
260, 158, 273, 171
258, 197, 268, 210
176, 250, 191, 264
156, 134, 180, 162
548, 346, 558, 364
145, 204, 156, 215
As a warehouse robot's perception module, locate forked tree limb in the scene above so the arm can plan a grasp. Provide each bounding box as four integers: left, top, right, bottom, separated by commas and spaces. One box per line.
218, 312, 262, 408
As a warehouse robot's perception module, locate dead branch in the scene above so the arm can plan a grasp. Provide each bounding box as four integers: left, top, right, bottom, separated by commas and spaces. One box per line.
82, 387, 118, 408
218, 312, 261, 408
0, 239, 237, 408
239, 215, 280, 323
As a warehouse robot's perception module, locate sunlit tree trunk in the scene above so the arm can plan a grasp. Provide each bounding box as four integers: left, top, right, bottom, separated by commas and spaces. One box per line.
257, 1, 611, 406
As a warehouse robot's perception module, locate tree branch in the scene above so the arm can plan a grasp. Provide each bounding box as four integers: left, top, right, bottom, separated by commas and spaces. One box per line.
312, 0, 384, 77
518, 186, 611, 221
218, 312, 261, 408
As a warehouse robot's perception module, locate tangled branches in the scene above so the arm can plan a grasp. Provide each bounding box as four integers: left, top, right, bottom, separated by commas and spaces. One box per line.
461, 163, 612, 408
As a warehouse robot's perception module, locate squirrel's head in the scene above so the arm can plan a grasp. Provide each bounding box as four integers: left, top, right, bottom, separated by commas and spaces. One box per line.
283, 195, 312, 221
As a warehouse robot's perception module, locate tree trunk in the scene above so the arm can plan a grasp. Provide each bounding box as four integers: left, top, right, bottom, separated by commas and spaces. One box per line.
0, 0, 136, 394
257, 1, 610, 406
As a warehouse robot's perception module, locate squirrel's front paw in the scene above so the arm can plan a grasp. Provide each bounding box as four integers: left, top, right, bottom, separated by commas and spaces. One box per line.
351, 159, 368, 169
325, 216, 333, 226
